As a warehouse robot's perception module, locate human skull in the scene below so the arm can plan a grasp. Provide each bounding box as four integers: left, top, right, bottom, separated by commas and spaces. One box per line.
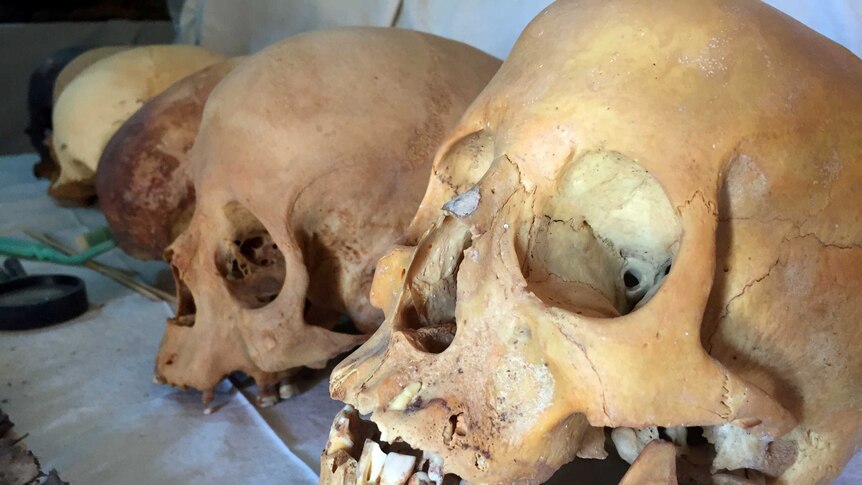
29, 46, 130, 182
49, 45, 225, 202
52, 46, 131, 105
153, 28, 500, 406
97, 58, 241, 260
325, 1, 862, 483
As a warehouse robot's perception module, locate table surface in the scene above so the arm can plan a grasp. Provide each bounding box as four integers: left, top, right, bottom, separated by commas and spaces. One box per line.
1, 153, 859, 484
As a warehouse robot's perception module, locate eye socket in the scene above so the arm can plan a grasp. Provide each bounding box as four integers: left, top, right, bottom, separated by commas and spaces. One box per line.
214, 201, 286, 309
515, 151, 681, 317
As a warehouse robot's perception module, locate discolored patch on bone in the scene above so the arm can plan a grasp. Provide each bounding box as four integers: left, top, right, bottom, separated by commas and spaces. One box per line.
492, 354, 555, 435
705, 423, 797, 477
442, 186, 480, 217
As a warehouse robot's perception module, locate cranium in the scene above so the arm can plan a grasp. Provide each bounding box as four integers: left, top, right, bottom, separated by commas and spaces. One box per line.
154, 28, 500, 406
29, 46, 130, 182
49, 45, 225, 202
52, 46, 131, 104
97, 58, 241, 260
325, 1, 862, 483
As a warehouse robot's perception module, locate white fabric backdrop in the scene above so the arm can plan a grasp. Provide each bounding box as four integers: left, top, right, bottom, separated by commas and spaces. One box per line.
177, 0, 862, 59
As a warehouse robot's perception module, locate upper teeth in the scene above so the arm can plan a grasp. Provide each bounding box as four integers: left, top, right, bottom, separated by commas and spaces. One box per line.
355, 439, 424, 485
357, 440, 387, 484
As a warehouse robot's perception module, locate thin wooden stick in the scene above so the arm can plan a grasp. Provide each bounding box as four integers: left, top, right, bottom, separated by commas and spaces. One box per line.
24, 230, 177, 304
34, 231, 174, 303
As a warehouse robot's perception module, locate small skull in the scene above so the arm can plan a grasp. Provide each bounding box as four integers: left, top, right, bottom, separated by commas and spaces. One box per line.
326, 1, 862, 483
29, 46, 130, 181
49, 45, 225, 202
154, 28, 501, 406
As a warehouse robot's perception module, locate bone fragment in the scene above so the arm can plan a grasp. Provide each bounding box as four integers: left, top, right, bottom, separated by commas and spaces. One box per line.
704, 423, 796, 477
279, 381, 299, 400
576, 426, 608, 459
442, 186, 480, 217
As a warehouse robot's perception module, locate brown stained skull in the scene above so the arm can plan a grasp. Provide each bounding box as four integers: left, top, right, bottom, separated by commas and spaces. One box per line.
97, 58, 242, 260
326, 1, 862, 484
153, 28, 501, 405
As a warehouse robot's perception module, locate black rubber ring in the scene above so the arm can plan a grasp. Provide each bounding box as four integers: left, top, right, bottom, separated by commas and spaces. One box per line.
0, 275, 89, 330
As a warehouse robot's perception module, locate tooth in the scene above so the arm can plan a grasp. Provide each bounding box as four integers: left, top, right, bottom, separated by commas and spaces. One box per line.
612, 426, 660, 464
278, 381, 298, 400
407, 471, 434, 485
664, 426, 687, 448
326, 406, 357, 455
356, 439, 386, 485
421, 451, 444, 484
256, 385, 279, 407
388, 382, 422, 411
328, 434, 354, 455
611, 427, 641, 464
380, 452, 417, 485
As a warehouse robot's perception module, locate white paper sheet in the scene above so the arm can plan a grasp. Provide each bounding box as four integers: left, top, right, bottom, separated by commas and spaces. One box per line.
0, 154, 342, 484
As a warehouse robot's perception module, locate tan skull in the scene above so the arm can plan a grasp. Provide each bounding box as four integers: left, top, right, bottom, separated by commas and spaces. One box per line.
154, 28, 500, 406
326, 1, 862, 483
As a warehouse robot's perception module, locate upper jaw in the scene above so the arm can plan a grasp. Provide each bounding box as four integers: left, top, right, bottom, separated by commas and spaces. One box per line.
322, 405, 462, 485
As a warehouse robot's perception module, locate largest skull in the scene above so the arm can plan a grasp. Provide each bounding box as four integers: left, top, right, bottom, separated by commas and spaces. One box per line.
154, 28, 500, 405
326, 0, 862, 483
